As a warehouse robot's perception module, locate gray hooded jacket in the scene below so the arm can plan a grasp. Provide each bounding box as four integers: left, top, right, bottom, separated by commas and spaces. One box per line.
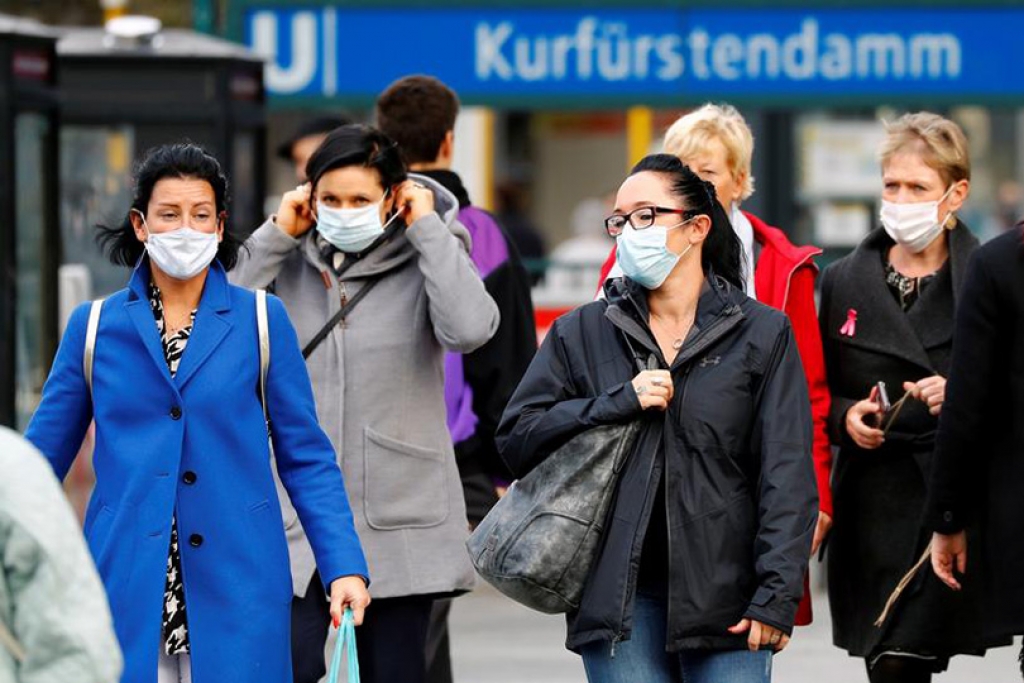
231, 176, 499, 599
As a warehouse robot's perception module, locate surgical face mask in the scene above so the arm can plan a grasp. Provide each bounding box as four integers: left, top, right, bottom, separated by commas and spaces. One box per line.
315, 194, 399, 253
136, 210, 219, 280
616, 220, 694, 290
880, 186, 955, 254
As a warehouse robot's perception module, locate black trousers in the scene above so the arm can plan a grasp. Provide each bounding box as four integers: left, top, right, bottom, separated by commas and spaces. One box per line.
357, 595, 435, 683
425, 599, 453, 683
291, 573, 331, 683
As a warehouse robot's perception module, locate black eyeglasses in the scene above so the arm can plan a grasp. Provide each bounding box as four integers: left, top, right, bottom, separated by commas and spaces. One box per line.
604, 206, 696, 237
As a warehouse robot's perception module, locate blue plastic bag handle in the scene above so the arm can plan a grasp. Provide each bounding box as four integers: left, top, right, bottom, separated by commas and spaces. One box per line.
328, 608, 360, 683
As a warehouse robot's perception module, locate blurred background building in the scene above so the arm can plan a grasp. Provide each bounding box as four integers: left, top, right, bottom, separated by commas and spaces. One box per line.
5, 0, 1024, 432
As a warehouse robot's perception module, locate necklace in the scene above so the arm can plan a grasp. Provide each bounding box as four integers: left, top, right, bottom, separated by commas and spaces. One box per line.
650, 312, 695, 351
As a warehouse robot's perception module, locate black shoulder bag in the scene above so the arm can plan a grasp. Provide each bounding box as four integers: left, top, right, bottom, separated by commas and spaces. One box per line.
466, 333, 649, 614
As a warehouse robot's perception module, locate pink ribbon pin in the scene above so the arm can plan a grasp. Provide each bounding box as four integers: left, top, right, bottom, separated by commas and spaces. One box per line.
840, 309, 857, 337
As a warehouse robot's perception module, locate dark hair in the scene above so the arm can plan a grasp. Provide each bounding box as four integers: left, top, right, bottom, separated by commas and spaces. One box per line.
276, 115, 353, 160
97, 142, 243, 270
375, 75, 460, 165
629, 154, 744, 290
305, 124, 408, 197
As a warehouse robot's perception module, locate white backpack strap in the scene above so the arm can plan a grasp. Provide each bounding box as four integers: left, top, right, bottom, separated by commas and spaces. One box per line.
83, 299, 104, 396
256, 290, 271, 429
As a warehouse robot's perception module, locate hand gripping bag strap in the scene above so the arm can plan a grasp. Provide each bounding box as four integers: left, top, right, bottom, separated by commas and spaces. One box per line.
83, 299, 105, 396
256, 289, 271, 432
328, 608, 361, 683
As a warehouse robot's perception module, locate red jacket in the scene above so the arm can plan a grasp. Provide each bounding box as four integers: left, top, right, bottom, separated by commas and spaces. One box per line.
597, 211, 832, 625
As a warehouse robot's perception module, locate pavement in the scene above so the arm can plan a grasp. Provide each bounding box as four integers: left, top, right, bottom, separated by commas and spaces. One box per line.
449, 564, 1021, 683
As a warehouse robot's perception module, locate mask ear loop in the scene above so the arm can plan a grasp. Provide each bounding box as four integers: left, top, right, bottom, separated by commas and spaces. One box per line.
131, 208, 151, 239
938, 184, 958, 229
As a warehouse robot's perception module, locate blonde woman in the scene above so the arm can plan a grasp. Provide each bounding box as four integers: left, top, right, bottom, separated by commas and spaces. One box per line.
598, 104, 831, 625
819, 112, 1005, 682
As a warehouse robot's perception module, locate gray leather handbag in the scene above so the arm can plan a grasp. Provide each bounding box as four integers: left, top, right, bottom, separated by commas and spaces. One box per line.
467, 420, 641, 614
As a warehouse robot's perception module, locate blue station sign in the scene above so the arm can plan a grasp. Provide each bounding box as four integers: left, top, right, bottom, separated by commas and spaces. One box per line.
241, 6, 1024, 107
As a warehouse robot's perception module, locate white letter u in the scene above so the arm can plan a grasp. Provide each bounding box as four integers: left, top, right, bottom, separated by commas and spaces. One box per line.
251, 11, 318, 95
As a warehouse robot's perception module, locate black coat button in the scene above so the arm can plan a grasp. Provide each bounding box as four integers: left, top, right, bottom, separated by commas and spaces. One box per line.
189, 534, 204, 547
943, 511, 954, 523
170, 406, 182, 420
182, 471, 197, 485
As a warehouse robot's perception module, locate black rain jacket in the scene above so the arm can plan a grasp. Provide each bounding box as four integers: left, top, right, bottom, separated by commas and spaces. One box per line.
496, 275, 817, 653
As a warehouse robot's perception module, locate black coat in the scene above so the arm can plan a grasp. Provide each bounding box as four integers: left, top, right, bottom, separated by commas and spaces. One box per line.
819, 225, 1001, 659
496, 276, 817, 653
927, 225, 1024, 641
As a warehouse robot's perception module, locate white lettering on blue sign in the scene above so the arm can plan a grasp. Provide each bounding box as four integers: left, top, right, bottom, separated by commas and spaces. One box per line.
242, 8, 985, 101
473, 18, 961, 84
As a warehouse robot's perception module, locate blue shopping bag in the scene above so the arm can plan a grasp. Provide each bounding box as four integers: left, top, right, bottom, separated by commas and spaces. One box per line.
328, 608, 360, 683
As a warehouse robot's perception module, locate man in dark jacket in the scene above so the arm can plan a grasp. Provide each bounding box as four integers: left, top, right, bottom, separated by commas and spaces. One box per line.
928, 225, 1024, 655
376, 74, 537, 683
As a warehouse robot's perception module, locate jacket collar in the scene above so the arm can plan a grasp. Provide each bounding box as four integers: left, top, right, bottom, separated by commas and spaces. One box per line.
124, 257, 234, 392
603, 272, 746, 369
743, 210, 822, 310
415, 169, 472, 209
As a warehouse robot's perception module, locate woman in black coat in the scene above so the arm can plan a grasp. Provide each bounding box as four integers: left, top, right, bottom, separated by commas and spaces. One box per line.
819, 112, 1003, 683
927, 223, 1024, 660
496, 155, 817, 683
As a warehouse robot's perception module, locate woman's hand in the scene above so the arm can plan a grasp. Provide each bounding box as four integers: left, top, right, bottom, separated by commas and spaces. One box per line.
394, 180, 435, 226
931, 530, 967, 591
811, 511, 832, 556
276, 184, 315, 238
728, 618, 791, 652
845, 387, 884, 450
903, 376, 946, 416
631, 370, 674, 411
329, 576, 371, 627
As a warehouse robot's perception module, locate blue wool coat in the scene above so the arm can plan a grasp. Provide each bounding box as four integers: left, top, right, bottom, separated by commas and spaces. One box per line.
25, 260, 368, 683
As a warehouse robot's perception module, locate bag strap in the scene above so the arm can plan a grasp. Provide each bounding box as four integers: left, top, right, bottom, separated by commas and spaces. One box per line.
328, 608, 360, 683
83, 299, 105, 396
0, 613, 26, 663
256, 290, 271, 433
301, 278, 382, 360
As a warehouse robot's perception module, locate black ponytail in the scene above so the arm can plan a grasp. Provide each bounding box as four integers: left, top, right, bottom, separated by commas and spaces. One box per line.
629, 154, 744, 291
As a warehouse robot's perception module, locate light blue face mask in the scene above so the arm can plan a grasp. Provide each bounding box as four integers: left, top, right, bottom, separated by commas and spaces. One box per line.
616, 220, 694, 289
315, 192, 399, 253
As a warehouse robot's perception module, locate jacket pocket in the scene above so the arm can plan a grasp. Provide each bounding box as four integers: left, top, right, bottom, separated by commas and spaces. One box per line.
363, 427, 450, 531
247, 500, 293, 604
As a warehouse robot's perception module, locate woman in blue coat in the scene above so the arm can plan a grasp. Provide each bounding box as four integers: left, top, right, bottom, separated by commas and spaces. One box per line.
25, 143, 371, 683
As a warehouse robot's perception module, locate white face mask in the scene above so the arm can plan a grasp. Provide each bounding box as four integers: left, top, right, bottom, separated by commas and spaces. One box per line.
315, 194, 399, 254
136, 210, 219, 280
880, 186, 955, 254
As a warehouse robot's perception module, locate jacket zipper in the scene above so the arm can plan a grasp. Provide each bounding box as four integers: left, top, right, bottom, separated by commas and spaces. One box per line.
664, 363, 694, 632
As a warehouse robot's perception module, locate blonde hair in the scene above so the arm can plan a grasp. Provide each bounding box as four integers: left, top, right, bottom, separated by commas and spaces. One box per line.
663, 103, 755, 201
880, 112, 971, 184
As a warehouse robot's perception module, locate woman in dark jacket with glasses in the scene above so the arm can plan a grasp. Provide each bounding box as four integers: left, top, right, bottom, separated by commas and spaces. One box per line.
496, 155, 817, 683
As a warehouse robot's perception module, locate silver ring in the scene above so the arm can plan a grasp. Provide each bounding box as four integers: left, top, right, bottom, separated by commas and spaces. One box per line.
636, 386, 647, 396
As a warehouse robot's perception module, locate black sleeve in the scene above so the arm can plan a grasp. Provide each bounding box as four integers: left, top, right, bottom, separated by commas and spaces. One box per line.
462, 255, 538, 480
926, 248, 1002, 533
495, 318, 641, 478
744, 322, 818, 634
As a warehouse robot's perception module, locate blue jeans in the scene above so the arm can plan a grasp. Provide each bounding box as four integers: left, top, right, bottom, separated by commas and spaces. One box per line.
580, 595, 773, 683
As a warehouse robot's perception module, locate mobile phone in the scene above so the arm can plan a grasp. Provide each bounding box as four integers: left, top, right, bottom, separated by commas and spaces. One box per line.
875, 381, 892, 415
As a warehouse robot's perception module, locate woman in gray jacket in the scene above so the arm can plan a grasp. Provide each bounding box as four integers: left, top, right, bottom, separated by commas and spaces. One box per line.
231, 124, 499, 683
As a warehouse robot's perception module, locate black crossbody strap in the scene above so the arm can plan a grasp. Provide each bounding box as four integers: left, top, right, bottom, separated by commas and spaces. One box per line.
302, 277, 383, 359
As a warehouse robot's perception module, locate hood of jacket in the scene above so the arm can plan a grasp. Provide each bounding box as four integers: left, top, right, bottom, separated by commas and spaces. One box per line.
299, 173, 470, 279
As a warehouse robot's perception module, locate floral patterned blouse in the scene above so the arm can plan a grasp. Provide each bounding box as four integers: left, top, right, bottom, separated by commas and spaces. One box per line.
149, 283, 197, 656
